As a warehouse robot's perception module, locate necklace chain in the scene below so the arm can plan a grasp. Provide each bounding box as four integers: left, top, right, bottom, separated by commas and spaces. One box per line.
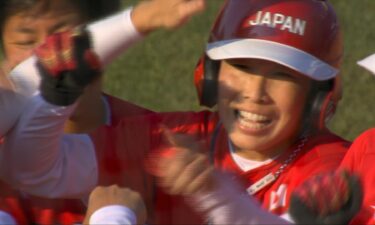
246, 133, 309, 195
273, 133, 309, 178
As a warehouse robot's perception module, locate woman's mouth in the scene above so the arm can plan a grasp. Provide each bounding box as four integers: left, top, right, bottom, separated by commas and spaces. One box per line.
235, 110, 272, 131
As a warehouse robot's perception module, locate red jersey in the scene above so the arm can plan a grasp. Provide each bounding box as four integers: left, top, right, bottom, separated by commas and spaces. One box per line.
89, 95, 350, 224
3, 95, 350, 224
340, 128, 375, 225
0, 181, 28, 225
0, 179, 85, 225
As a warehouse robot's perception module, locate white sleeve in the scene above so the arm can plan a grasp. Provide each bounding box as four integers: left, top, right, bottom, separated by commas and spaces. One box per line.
0, 88, 27, 139
0, 58, 38, 138
191, 174, 293, 225
88, 7, 143, 66
0, 95, 98, 198
357, 54, 375, 75
89, 205, 137, 225
0, 211, 17, 225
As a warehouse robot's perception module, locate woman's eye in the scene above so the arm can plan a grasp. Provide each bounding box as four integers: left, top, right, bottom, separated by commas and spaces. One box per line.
233, 64, 247, 69
232, 64, 255, 72
14, 40, 36, 48
272, 72, 295, 80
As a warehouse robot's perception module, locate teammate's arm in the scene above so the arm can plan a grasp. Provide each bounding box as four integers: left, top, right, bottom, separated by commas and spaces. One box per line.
1, 0, 207, 198
84, 185, 147, 225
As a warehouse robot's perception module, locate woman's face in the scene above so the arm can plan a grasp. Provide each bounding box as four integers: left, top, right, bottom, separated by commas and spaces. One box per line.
2, 1, 84, 67
217, 59, 311, 160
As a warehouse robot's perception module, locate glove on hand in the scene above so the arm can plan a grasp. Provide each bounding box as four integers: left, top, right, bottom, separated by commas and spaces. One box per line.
35, 27, 101, 106
289, 170, 362, 225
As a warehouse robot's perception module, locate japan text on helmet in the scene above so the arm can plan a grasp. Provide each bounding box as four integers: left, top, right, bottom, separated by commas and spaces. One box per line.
194, 0, 343, 131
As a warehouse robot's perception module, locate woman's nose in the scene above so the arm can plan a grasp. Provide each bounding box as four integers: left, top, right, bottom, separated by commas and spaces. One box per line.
240, 75, 270, 104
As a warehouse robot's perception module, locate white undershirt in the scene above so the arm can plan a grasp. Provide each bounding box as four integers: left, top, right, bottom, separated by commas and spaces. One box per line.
89, 205, 137, 225
228, 142, 275, 172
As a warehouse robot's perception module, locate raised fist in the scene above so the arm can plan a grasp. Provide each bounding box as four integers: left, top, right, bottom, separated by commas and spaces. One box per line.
84, 185, 147, 225
146, 127, 217, 196
132, 0, 206, 34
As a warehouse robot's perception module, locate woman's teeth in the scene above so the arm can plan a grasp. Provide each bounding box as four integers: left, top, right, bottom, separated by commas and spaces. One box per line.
237, 111, 271, 129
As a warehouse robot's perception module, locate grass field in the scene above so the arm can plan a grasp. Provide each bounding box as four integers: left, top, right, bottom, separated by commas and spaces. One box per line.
105, 0, 374, 141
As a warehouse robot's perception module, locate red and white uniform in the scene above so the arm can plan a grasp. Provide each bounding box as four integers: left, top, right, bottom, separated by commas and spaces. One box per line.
342, 55, 375, 224
87, 105, 350, 224
0, 94, 349, 224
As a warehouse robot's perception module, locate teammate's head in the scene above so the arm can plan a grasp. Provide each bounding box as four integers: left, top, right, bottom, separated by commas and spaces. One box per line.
194, 0, 343, 158
0, 0, 120, 62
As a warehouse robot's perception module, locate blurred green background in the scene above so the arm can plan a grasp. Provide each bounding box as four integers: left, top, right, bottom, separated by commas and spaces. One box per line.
104, 0, 375, 141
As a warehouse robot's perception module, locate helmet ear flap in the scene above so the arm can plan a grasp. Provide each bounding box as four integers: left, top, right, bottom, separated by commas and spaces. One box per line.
304, 76, 340, 132
194, 55, 220, 107
318, 91, 337, 129
306, 90, 336, 132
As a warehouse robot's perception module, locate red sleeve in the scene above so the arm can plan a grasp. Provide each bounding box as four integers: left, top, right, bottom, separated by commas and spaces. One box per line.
89, 108, 217, 224
0, 181, 29, 225
292, 132, 350, 185
102, 94, 153, 126
340, 128, 375, 225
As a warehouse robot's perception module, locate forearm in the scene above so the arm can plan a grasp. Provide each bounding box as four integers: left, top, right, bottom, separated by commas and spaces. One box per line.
88, 8, 143, 66
0, 95, 97, 198
1, 58, 39, 137
0, 88, 28, 138
191, 174, 292, 225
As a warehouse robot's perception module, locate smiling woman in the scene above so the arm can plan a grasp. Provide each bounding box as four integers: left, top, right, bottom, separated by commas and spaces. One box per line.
217, 59, 312, 161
